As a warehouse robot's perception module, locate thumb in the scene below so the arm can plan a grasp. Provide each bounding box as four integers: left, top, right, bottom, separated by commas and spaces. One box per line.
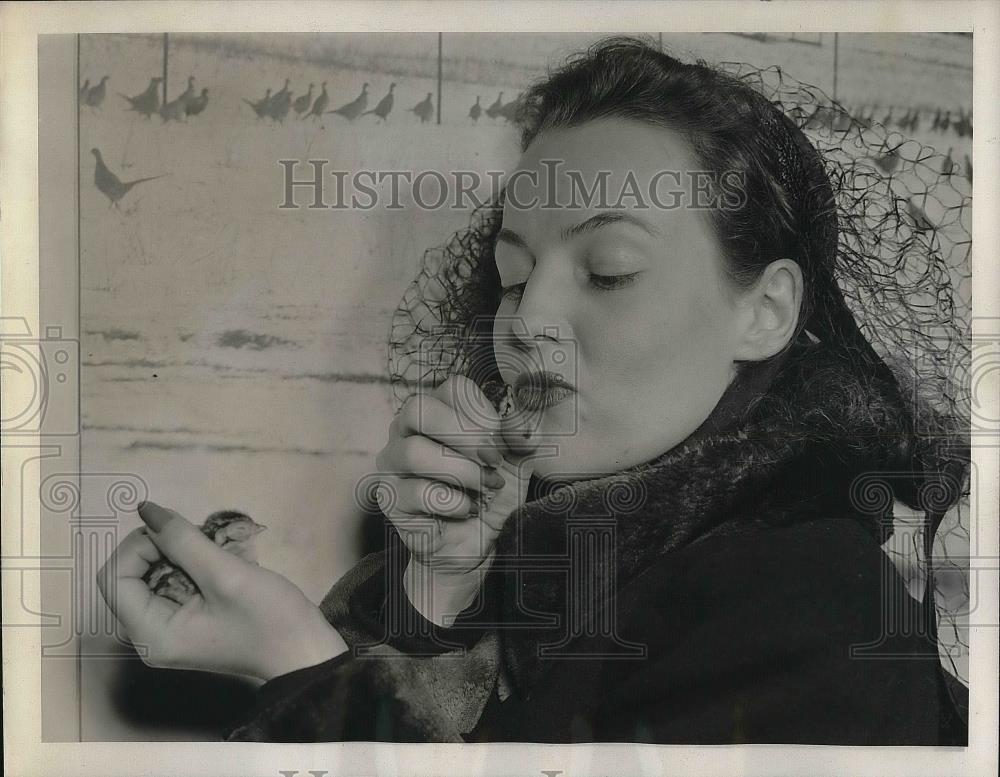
499, 401, 544, 460
138, 500, 242, 591
479, 431, 536, 531
490, 402, 544, 503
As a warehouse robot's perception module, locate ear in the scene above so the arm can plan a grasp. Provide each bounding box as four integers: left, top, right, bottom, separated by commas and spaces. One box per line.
732, 259, 803, 362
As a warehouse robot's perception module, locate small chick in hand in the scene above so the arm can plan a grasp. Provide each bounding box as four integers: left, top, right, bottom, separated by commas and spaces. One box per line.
498, 382, 515, 420
475, 382, 516, 512
142, 510, 267, 605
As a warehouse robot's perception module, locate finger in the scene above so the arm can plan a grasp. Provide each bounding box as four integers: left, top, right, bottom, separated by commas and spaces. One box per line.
500, 398, 545, 460
97, 527, 157, 617
432, 375, 502, 433
98, 526, 162, 589
138, 500, 244, 592
378, 475, 479, 519
395, 391, 502, 465
110, 578, 180, 647
379, 435, 506, 494
96, 529, 180, 640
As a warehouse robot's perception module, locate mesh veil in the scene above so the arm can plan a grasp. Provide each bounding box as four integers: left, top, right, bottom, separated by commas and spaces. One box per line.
388, 65, 971, 427
385, 62, 972, 682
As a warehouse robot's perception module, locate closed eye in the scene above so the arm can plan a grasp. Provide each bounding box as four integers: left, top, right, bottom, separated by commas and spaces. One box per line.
589, 272, 640, 290
500, 272, 640, 300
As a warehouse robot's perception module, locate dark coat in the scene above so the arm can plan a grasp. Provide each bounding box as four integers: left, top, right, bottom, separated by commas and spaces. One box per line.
224, 342, 968, 744
224, 494, 967, 744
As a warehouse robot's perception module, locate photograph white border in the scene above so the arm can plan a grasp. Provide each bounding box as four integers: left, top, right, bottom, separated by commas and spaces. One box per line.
3, 2, 998, 775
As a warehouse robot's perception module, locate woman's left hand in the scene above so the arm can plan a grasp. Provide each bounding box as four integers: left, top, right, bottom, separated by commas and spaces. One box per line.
97, 500, 348, 682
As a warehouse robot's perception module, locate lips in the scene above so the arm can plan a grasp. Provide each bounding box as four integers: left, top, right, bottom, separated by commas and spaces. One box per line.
514, 370, 576, 412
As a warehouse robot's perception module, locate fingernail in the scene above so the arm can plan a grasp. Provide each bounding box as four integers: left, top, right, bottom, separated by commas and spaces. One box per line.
479, 446, 503, 467
137, 500, 172, 533
484, 469, 506, 489
503, 406, 543, 455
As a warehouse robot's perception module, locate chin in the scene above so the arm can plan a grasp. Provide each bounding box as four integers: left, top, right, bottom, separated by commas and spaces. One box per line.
532, 428, 693, 480
530, 441, 628, 481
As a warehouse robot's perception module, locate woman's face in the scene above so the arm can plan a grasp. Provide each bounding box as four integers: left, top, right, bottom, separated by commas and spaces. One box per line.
493, 118, 754, 479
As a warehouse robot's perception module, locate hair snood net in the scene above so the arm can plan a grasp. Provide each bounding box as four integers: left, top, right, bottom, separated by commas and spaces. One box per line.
385, 53, 972, 683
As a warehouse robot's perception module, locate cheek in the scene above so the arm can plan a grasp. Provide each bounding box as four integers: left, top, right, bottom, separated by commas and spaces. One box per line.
577, 276, 730, 381
573, 285, 735, 464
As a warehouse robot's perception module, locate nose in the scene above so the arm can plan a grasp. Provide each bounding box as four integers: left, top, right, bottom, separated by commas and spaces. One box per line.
503, 270, 573, 353
510, 313, 563, 350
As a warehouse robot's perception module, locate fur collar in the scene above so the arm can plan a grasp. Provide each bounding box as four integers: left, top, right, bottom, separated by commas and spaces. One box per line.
305, 338, 928, 739
489, 338, 906, 698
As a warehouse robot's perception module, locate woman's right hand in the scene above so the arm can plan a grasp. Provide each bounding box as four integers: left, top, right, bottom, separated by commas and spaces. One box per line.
374, 375, 538, 587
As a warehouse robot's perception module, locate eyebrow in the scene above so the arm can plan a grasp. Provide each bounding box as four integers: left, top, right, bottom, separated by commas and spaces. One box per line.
497, 212, 659, 254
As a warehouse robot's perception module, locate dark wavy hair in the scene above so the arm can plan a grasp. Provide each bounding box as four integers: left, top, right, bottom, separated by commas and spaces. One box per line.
515, 37, 839, 349
389, 36, 970, 517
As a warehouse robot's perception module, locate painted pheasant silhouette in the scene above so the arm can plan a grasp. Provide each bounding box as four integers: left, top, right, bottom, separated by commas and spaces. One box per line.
119, 77, 163, 119
303, 82, 329, 120
293, 83, 315, 117
409, 92, 434, 123
329, 82, 368, 120
160, 75, 196, 122
906, 196, 935, 233
485, 91, 504, 120
84, 75, 110, 109
871, 147, 901, 175
498, 94, 521, 123
940, 147, 957, 177
266, 78, 293, 123
159, 95, 187, 123
142, 510, 267, 605
244, 89, 272, 120
363, 83, 395, 123
177, 76, 196, 107
91, 148, 166, 209
186, 88, 209, 117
